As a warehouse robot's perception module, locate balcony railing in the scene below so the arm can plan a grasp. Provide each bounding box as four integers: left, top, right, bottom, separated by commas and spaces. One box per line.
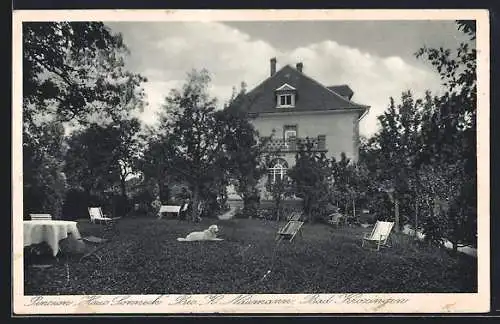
262, 135, 326, 153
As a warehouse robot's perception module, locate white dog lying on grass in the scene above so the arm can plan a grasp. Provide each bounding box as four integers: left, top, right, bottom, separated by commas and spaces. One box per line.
177, 225, 223, 242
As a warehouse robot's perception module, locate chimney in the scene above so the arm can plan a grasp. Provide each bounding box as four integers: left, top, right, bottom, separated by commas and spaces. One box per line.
270, 57, 277, 76
296, 62, 303, 73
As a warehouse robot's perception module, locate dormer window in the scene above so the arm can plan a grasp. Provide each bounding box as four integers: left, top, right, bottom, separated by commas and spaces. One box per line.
279, 94, 293, 107
275, 83, 296, 108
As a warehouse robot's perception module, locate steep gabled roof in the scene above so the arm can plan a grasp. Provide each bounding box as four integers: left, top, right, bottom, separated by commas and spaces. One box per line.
326, 85, 354, 100
236, 64, 369, 115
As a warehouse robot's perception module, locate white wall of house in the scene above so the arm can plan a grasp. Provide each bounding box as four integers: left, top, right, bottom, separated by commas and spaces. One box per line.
251, 110, 361, 163
227, 110, 363, 201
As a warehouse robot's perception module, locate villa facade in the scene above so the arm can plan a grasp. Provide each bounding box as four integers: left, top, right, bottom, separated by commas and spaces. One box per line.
228, 58, 370, 200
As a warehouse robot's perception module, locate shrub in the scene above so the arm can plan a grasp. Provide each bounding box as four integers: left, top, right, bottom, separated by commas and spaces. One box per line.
23, 163, 66, 219
151, 198, 162, 217
129, 178, 162, 217
62, 189, 128, 220
359, 212, 377, 225
24, 243, 54, 264
61, 188, 89, 220
110, 194, 131, 218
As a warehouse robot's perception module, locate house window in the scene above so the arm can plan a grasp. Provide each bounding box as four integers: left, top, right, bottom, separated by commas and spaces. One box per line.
283, 125, 297, 141
268, 158, 289, 184
275, 83, 296, 108
269, 163, 287, 183
277, 94, 295, 108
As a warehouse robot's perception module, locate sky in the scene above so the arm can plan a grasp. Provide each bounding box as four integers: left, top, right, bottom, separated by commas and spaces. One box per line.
105, 20, 472, 137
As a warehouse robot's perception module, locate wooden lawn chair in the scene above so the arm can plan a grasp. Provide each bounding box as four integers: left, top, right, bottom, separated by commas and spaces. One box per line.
361, 221, 394, 251
287, 211, 303, 221
276, 220, 304, 242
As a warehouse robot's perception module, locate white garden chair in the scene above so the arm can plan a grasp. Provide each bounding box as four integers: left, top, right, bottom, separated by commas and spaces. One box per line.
88, 207, 121, 225
361, 221, 394, 251
157, 205, 185, 219
29, 213, 53, 220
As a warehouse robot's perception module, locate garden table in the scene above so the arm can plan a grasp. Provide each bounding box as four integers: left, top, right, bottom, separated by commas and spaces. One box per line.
23, 220, 81, 257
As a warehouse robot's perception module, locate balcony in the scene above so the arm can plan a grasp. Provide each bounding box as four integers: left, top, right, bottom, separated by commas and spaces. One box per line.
261, 135, 326, 153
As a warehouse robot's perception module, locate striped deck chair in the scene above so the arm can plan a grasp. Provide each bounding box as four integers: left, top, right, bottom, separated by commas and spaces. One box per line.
361, 221, 394, 251
277, 221, 304, 242
277, 211, 305, 242
287, 211, 303, 221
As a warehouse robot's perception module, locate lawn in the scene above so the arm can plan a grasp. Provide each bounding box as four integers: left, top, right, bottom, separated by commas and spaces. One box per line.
24, 217, 477, 295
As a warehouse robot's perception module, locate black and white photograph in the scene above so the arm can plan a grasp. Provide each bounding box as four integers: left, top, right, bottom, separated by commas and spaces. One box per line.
12, 9, 489, 314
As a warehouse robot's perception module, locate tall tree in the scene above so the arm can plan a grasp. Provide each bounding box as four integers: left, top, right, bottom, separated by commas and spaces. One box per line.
221, 82, 268, 216
64, 123, 121, 198
137, 131, 176, 203
23, 22, 146, 130
414, 20, 477, 250
64, 119, 141, 197
265, 173, 291, 222
157, 69, 227, 222
23, 119, 66, 218
363, 92, 422, 231
23, 22, 146, 217
359, 20, 477, 248
288, 140, 332, 222
111, 118, 142, 198
330, 153, 369, 223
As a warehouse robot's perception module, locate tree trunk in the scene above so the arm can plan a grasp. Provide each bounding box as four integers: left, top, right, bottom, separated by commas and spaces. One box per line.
394, 199, 400, 232
84, 187, 91, 202
352, 198, 356, 221
120, 176, 127, 199
276, 193, 283, 222
414, 195, 419, 238
344, 200, 348, 217
242, 191, 249, 211
84, 187, 92, 219
157, 179, 163, 203
304, 196, 310, 222
191, 186, 201, 222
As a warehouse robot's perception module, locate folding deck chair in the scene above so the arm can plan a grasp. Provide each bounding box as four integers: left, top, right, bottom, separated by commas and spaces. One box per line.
361, 221, 394, 251
77, 235, 111, 262
287, 211, 303, 221
327, 212, 346, 227
57, 233, 112, 263
77, 210, 120, 262
277, 221, 304, 242
88, 207, 121, 225
276, 211, 304, 242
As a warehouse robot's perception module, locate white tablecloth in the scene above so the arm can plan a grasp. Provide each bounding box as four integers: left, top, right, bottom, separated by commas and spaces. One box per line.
24, 220, 82, 257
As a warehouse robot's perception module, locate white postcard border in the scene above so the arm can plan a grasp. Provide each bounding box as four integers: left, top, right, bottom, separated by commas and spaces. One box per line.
12, 9, 490, 314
